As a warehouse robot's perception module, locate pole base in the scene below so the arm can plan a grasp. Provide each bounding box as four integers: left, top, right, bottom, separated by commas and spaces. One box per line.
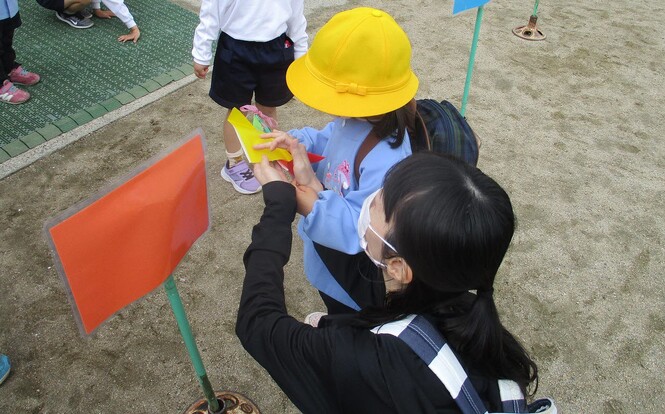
513, 15, 546, 41
183, 391, 261, 414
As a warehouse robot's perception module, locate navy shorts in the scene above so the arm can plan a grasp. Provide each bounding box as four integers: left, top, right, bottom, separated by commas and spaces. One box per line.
36, 0, 65, 12
210, 32, 295, 109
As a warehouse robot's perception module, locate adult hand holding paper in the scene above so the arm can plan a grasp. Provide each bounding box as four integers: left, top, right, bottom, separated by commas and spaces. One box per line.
257, 131, 324, 192
254, 130, 324, 185
253, 155, 290, 185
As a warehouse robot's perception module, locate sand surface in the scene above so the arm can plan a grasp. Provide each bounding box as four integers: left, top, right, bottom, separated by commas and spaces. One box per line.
1, 0, 663, 412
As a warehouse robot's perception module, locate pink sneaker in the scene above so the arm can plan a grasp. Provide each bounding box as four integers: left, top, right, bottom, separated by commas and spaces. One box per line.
9, 66, 41, 86
0, 80, 30, 104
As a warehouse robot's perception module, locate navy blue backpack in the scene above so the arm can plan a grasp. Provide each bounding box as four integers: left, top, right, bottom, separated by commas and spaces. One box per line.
413, 99, 480, 166
354, 99, 480, 183
372, 315, 558, 414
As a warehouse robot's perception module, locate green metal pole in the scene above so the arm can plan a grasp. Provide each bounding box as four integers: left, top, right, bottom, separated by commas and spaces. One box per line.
533, 0, 540, 16
460, 6, 485, 117
164, 275, 222, 413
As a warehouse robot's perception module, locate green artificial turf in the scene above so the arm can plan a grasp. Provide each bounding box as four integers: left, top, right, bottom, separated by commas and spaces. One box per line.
1, 0, 202, 159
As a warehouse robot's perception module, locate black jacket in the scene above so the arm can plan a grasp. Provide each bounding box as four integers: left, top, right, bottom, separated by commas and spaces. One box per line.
236, 182, 502, 413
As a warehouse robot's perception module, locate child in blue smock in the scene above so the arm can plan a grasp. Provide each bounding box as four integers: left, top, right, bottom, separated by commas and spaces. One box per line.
256, 7, 419, 313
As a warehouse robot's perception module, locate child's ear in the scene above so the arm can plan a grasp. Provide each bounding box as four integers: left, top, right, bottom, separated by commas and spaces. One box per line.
386, 257, 413, 286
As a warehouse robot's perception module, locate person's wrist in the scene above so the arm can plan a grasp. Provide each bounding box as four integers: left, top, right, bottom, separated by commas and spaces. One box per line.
263, 182, 297, 215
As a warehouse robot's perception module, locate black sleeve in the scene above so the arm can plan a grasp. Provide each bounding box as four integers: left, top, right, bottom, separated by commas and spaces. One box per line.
235, 181, 341, 413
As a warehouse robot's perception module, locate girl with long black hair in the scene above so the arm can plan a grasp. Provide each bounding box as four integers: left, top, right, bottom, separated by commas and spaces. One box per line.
236, 152, 538, 413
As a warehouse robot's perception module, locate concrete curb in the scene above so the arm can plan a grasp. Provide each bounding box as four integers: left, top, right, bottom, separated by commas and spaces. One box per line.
0, 74, 198, 180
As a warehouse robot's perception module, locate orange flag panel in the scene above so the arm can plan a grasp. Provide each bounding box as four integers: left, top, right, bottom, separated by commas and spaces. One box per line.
46, 133, 209, 335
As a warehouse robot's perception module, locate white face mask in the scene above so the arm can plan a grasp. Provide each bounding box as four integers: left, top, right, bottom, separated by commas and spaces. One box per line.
358, 189, 398, 268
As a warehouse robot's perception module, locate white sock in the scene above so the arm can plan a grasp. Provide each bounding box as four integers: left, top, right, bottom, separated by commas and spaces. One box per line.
226, 149, 244, 167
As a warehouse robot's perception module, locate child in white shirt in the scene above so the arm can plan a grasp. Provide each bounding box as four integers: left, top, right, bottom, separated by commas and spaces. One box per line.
192, 0, 307, 194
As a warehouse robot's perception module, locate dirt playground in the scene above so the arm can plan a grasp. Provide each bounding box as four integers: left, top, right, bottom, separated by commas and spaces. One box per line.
1, 0, 664, 412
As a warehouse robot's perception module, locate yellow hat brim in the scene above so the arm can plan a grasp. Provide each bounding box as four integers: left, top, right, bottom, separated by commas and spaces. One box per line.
287, 55, 419, 118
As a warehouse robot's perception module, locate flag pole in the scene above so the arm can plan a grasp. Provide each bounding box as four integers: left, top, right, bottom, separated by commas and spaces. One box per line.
164, 275, 224, 413
460, 5, 485, 117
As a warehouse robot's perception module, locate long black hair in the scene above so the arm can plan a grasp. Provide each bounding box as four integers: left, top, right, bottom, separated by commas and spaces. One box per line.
360, 152, 538, 395
367, 102, 413, 148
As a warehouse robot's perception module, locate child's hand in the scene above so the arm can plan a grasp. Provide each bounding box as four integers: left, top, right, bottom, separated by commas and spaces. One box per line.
255, 132, 322, 191
94, 9, 115, 18
255, 130, 297, 151
295, 184, 318, 216
119, 26, 140, 43
193, 63, 209, 79
290, 143, 323, 192
253, 156, 289, 185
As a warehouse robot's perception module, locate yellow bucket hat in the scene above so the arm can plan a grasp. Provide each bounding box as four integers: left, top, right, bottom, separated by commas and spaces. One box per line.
287, 7, 419, 118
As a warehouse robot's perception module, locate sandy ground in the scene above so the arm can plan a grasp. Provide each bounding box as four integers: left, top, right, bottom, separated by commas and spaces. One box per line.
1, 0, 664, 412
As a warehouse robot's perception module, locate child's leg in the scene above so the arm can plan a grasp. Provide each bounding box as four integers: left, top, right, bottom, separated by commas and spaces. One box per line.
254, 104, 277, 122
0, 25, 29, 104
209, 32, 253, 159
45, 0, 94, 29
63, 0, 91, 14
223, 108, 242, 157
253, 33, 294, 120
209, 33, 261, 194
0, 26, 18, 82
37, 0, 90, 14
210, 33, 254, 158
219, 107, 261, 194
0, 20, 39, 89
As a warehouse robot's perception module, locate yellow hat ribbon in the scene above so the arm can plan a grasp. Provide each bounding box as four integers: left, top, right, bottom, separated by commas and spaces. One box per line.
335, 82, 367, 96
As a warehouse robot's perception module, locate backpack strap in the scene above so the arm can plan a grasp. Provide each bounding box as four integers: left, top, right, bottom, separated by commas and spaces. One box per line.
372, 315, 490, 414
498, 380, 528, 413
371, 315, 529, 414
406, 98, 431, 152
353, 129, 381, 185
353, 99, 424, 184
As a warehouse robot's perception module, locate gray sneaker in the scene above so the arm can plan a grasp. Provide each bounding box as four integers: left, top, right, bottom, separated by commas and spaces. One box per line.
56, 11, 94, 29
79, 7, 93, 19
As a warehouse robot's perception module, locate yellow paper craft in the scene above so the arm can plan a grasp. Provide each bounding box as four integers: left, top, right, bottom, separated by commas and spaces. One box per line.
227, 107, 293, 164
